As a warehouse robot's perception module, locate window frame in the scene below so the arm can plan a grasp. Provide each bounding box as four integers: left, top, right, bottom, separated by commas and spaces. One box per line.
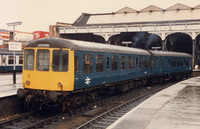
52, 50, 69, 72
96, 55, 104, 73
83, 54, 93, 74
111, 55, 118, 71
24, 49, 35, 70
36, 49, 50, 71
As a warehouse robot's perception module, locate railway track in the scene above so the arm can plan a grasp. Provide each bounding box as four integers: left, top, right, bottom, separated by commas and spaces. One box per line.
0, 80, 179, 129
0, 110, 64, 129
76, 82, 175, 129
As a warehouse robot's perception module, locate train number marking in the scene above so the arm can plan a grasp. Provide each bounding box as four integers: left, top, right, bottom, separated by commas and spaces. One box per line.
85, 77, 91, 85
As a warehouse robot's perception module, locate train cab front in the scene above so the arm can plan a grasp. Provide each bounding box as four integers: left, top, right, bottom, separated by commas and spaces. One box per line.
18, 46, 75, 110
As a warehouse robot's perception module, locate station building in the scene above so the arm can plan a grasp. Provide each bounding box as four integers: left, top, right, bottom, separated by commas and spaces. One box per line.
49, 3, 200, 67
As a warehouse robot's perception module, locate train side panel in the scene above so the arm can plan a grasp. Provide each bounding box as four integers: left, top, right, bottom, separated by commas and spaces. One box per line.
74, 51, 151, 90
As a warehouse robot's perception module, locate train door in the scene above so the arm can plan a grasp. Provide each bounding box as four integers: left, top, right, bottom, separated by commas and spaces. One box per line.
74, 54, 81, 90
79, 53, 96, 89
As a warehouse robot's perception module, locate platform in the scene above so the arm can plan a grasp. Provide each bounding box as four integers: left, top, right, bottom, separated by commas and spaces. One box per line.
107, 76, 200, 129
0, 73, 22, 98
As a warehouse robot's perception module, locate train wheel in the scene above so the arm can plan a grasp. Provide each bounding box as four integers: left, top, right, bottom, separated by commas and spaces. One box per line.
25, 95, 35, 110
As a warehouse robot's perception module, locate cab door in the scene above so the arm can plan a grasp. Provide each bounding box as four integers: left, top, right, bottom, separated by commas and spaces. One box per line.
74, 55, 81, 90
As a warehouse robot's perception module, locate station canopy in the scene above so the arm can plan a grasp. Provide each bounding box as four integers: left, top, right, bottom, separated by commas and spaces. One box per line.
73, 3, 200, 26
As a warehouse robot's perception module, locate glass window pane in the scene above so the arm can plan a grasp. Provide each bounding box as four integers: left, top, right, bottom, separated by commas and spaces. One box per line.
156, 58, 159, 68
83, 54, 93, 73
106, 57, 109, 70
96, 55, 104, 72
136, 58, 138, 68
128, 56, 133, 69
52, 50, 68, 71
37, 49, 50, 71
83, 61, 93, 73
120, 56, 125, 70
19, 56, 23, 64
8, 56, 14, 64
133, 57, 135, 69
75, 57, 79, 72
112, 55, 118, 71
24, 49, 34, 70
139, 57, 143, 68
144, 57, 148, 68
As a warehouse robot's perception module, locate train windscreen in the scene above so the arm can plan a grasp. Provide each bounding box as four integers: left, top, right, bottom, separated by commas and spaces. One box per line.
52, 50, 68, 71
36, 49, 50, 71
24, 49, 34, 70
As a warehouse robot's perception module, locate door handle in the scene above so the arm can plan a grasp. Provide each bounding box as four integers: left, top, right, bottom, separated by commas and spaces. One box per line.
79, 71, 82, 76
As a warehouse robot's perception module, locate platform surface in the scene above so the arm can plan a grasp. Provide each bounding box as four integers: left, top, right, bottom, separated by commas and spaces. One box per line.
0, 73, 22, 98
107, 76, 200, 129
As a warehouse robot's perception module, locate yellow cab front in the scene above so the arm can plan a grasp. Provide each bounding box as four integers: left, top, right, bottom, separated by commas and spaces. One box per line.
22, 47, 74, 91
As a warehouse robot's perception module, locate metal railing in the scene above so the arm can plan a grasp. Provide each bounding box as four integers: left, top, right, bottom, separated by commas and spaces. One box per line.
59, 22, 200, 34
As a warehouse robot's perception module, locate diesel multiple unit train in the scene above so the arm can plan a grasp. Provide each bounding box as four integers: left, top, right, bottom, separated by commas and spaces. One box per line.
0, 49, 23, 72
17, 37, 192, 111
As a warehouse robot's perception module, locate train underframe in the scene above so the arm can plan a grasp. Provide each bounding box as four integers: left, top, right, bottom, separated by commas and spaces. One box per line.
17, 72, 191, 112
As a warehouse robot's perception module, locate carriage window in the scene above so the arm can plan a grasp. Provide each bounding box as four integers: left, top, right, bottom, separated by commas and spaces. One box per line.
8, 56, 16, 64
177, 58, 180, 66
136, 58, 138, 68
184, 59, 186, 66
24, 49, 34, 70
112, 55, 118, 71
52, 50, 68, 71
160, 58, 162, 67
133, 57, 135, 69
120, 56, 125, 70
165, 58, 167, 67
189, 58, 192, 66
171, 58, 176, 67
139, 57, 143, 68
148, 57, 151, 67
186, 59, 188, 66
144, 57, 148, 68
96, 55, 104, 72
75, 57, 79, 72
37, 49, 50, 71
168, 59, 171, 67
19, 56, 23, 64
127, 56, 133, 69
181, 59, 183, 66
156, 58, 159, 68
83, 54, 93, 73
106, 57, 109, 70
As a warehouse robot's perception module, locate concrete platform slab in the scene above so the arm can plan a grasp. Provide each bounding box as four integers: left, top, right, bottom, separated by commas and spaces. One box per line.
0, 73, 22, 98
107, 77, 200, 129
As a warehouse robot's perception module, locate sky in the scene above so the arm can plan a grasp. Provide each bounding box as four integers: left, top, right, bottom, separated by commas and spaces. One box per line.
1, 0, 200, 33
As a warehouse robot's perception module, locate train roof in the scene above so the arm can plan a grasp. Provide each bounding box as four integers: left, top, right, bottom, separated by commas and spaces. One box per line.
149, 50, 192, 58
27, 38, 150, 55
0, 49, 23, 55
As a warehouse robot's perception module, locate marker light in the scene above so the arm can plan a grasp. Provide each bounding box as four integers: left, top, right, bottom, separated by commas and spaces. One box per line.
58, 82, 62, 87
26, 80, 30, 85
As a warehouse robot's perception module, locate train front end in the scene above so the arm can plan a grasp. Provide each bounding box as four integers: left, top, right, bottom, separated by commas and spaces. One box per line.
17, 41, 75, 110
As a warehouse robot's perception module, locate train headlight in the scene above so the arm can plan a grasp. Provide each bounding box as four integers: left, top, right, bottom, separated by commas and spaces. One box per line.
58, 82, 62, 87
26, 80, 30, 85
